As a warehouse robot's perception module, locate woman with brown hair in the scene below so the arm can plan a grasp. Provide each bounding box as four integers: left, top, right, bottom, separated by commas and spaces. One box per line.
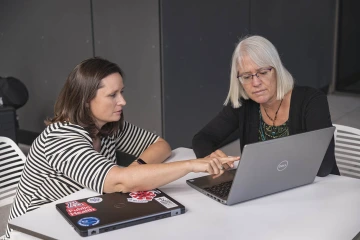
5, 57, 239, 239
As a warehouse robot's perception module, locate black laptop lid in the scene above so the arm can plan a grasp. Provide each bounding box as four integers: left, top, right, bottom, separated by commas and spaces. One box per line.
56, 189, 185, 236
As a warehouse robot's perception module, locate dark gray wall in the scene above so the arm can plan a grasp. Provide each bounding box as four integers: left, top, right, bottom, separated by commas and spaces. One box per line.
0, 0, 162, 137
92, 0, 162, 135
336, 0, 360, 92
0, 0, 339, 149
161, 0, 337, 148
250, 0, 337, 90
161, 0, 250, 148
0, 0, 93, 133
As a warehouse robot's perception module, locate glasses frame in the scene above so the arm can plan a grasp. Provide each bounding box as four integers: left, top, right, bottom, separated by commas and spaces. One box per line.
237, 67, 273, 84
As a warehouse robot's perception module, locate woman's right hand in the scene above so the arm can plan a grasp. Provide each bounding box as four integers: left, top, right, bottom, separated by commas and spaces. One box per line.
189, 156, 240, 175
206, 149, 233, 170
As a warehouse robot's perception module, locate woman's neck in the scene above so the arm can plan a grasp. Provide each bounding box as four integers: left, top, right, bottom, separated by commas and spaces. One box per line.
261, 98, 282, 112
261, 90, 291, 111
93, 135, 101, 152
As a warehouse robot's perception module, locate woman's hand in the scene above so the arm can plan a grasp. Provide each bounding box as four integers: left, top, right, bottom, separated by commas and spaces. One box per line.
206, 149, 233, 170
189, 156, 240, 175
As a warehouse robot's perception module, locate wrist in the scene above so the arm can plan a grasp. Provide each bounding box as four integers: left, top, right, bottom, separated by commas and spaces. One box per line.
187, 160, 195, 173
135, 158, 147, 165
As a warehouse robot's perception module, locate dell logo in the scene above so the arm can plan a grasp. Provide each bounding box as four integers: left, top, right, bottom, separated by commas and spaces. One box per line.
277, 160, 288, 171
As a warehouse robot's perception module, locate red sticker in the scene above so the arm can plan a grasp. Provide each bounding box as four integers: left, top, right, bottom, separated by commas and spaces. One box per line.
65, 200, 97, 216
129, 191, 156, 201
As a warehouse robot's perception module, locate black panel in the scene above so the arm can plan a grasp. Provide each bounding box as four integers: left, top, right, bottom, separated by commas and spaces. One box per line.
0, 0, 93, 133
250, 0, 336, 90
0, 107, 17, 143
336, 0, 360, 93
92, 0, 162, 135
161, 0, 250, 148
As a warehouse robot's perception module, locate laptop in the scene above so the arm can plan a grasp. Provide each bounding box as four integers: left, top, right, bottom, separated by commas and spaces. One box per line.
56, 189, 185, 237
187, 127, 335, 205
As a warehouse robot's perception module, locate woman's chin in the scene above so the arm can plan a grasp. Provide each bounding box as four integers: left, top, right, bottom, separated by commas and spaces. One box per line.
251, 96, 270, 104
110, 116, 121, 122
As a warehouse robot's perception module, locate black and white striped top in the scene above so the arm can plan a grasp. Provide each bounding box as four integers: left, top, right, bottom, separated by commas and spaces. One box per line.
5, 121, 158, 238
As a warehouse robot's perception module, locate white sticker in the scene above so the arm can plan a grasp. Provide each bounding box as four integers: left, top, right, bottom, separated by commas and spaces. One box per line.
154, 197, 178, 209
87, 197, 103, 204
127, 198, 148, 203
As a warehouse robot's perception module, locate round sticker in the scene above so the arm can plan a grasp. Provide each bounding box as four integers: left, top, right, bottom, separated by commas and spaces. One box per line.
77, 217, 100, 227
129, 191, 156, 201
87, 197, 103, 204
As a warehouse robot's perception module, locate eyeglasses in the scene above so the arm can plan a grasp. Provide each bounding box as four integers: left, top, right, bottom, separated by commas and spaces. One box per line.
237, 67, 273, 84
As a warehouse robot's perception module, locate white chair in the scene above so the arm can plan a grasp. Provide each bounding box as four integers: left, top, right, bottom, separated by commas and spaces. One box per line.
333, 124, 360, 179
0, 136, 26, 207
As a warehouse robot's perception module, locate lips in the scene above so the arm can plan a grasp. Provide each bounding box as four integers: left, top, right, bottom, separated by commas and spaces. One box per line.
253, 89, 266, 94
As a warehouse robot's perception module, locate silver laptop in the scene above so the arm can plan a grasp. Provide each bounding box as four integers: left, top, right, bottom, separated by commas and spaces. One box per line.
187, 127, 335, 205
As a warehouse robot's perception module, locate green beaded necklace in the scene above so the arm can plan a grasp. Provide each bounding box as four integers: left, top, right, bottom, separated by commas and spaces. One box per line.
259, 108, 289, 141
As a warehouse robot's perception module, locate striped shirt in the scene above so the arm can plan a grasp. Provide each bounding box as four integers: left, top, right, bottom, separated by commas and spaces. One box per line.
5, 121, 158, 238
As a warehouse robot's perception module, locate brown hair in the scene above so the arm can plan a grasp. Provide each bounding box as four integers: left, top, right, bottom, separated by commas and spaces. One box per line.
46, 57, 124, 138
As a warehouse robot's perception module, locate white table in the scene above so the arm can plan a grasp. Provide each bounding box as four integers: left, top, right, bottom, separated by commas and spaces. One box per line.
9, 147, 360, 240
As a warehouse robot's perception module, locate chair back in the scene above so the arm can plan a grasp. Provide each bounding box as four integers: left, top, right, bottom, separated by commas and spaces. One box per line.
333, 124, 360, 179
0, 136, 26, 207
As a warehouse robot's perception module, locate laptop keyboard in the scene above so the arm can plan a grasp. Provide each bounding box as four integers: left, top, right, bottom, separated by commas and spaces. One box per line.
204, 181, 233, 198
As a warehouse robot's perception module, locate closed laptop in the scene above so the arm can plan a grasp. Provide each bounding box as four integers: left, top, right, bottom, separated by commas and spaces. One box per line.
56, 189, 185, 237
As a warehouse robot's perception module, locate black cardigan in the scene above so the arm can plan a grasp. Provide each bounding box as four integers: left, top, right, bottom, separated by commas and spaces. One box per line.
192, 85, 340, 177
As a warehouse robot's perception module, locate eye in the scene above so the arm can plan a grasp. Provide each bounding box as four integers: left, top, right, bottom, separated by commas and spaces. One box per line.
109, 93, 116, 98
259, 69, 269, 75
242, 75, 251, 80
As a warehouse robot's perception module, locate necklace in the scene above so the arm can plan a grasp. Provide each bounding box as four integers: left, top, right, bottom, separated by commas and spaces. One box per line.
263, 99, 283, 136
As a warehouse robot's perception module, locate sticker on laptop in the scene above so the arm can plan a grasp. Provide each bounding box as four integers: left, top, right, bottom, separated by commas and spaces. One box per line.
65, 200, 97, 216
87, 197, 103, 204
154, 197, 178, 209
127, 190, 157, 203
77, 217, 100, 227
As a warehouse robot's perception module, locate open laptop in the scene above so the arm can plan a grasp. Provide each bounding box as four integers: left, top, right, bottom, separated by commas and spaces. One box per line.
56, 189, 185, 237
187, 127, 335, 205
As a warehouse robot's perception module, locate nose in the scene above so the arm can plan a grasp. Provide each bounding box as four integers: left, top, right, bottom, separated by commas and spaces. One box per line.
117, 94, 126, 106
251, 74, 262, 86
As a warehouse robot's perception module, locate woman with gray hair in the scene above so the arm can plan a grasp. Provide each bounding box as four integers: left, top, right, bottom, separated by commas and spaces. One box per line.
192, 35, 339, 177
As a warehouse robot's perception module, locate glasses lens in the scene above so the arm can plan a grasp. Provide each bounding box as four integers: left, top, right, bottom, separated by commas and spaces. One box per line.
258, 69, 270, 76
239, 67, 272, 84
242, 75, 251, 80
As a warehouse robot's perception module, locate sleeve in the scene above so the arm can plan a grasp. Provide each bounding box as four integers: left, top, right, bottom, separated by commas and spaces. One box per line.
45, 130, 116, 194
304, 90, 338, 177
114, 121, 159, 157
192, 103, 240, 158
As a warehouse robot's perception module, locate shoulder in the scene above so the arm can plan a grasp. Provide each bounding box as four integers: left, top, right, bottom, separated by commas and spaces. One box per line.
292, 85, 326, 101
238, 98, 259, 112
44, 122, 92, 142
225, 98, 254, 110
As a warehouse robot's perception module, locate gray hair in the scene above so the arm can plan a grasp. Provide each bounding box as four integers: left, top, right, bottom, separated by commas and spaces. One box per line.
224, 35, 294, 108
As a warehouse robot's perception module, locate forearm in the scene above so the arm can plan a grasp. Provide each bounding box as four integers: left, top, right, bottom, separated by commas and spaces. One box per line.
192, 104, 240, 158
103, 156, 240, 193
138, 138, 171, 164
104, 161, 191, 193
